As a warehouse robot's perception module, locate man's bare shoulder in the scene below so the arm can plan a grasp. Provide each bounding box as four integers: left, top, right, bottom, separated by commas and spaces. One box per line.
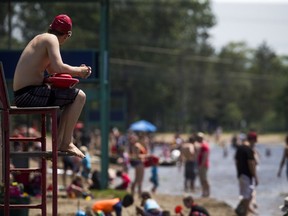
181, 142, 194, 150
34, 33, 58, 45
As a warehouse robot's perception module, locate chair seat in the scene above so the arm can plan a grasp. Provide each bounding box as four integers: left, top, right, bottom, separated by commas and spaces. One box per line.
10, 105, 59, 110
8, 106, 59, 114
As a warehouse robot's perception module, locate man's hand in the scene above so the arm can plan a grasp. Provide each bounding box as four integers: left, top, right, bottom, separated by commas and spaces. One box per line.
79, 64, 92, 79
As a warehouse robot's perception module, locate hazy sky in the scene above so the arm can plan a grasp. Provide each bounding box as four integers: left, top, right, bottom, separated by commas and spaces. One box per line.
209, 0, 288, 55
213, 0, 288, 2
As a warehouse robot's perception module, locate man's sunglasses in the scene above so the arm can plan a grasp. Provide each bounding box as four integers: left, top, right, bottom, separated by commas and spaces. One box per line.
67, 31, 72, 38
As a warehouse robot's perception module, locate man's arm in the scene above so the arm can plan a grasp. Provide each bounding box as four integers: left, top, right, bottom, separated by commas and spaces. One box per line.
178, 147, 184, 170
248, 159, 258, 186
278, 148, 288, 177
113, 202, 122, 216
45, 34, 91, 78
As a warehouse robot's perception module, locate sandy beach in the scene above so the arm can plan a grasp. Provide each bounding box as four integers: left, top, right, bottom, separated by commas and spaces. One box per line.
28, 193, 236, 216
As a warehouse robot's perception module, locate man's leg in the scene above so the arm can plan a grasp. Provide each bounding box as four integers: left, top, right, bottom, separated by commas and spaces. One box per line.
190, 179, 195, 192
203, 179, 210, 197
184, 163, 189, 191
58, 90, 86, 158
184, 178, 188, 191
236, 175, 253, 216
235, 198, 249, 216
136, 164, 144, 197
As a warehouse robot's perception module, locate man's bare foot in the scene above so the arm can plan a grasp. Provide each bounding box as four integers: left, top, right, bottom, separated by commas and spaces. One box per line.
59, 143, 85, 159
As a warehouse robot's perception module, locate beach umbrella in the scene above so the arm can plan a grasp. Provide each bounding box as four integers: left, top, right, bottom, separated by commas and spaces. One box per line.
129, 120, 157, 132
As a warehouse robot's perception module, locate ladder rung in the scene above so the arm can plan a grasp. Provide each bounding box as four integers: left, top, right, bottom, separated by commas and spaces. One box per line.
10, 137, 42, 142
10, 151, 73, 158
0, 203, 42, 209
10, 168, 42, 173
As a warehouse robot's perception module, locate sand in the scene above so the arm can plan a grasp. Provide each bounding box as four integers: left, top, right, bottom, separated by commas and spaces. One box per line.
28, 193, 237, 216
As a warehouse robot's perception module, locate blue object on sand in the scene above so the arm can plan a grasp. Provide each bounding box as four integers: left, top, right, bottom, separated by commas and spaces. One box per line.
75, 210, 86, 216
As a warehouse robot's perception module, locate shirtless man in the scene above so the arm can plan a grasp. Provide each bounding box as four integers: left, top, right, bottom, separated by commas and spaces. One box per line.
278, 135, 288, 179
13, 14, 92, 158
179, 135, 197, 192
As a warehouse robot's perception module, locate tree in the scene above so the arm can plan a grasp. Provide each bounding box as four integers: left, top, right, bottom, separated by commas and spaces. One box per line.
2, 1, 288, 132
247, 42, 285, 129
109, 0, 216, 131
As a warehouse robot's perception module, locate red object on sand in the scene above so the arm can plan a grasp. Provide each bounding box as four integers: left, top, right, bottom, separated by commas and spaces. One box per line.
45, 73, 79, 88
175, 205, 183, 214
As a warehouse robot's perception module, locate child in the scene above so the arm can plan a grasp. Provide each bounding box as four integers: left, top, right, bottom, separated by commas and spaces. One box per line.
183, 195, 210, 216
92, 194, 134, 216
149, 156, 159, 193
89, 170, 101, 190
80, 146, 92, 184
136, 192, 162, 216
67, 176, 91, 199
115, 170, 131, 190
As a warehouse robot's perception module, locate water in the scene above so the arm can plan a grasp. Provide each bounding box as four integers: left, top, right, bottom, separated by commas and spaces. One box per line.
135, 143, 287, 216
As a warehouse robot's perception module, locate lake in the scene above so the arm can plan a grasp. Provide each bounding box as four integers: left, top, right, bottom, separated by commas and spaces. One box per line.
136, 143, 287, 216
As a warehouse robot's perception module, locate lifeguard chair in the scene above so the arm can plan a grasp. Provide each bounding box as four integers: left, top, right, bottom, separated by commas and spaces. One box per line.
0, 61, 60, 215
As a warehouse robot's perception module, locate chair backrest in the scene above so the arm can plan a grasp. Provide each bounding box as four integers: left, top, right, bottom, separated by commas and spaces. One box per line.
0, 61, 11, 110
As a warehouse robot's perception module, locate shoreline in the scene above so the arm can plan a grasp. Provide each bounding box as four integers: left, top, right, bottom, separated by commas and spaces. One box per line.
154, 132, 285, 146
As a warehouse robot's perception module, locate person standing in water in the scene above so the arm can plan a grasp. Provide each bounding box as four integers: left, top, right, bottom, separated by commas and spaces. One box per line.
278, 135, 288, 180
196, 132, 210, 197
179, 135, 197, 192
234, 134, 258, 216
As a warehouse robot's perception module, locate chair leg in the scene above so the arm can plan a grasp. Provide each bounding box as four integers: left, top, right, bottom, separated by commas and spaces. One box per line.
3, 111, 10, 216
41, 114, 47, 216
51, 111, 58, 216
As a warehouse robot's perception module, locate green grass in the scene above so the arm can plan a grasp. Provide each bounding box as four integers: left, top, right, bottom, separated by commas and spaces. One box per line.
90, 189, 128, 199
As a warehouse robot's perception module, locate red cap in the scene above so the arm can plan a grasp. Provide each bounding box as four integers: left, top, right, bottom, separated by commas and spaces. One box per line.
174, 205, 183, 213
50, 14, 72, 34
247, 131, 257, 142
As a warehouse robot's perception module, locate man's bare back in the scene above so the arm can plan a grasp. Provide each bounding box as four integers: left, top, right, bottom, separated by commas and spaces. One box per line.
14, 33, 58, 91
14, 33, 87, 91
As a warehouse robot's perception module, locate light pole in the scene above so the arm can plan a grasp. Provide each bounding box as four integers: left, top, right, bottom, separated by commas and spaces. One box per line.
99, 0, 110, 189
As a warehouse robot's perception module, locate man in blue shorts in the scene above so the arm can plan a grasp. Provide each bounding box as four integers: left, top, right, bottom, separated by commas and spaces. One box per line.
13, 14, 92, 158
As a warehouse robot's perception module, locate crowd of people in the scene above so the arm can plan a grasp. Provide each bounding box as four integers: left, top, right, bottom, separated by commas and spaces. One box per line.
75, 191, 210, 216
9, 120, 214, 216
10, 120, 288, 216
